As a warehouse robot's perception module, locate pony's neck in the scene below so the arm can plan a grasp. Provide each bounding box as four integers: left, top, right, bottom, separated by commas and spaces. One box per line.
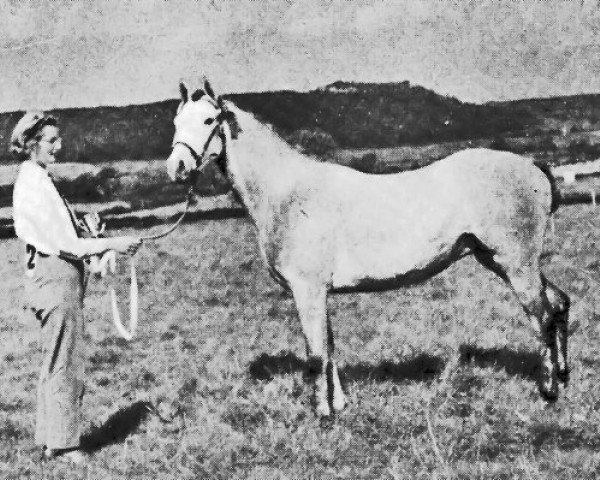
222, 107, 314, 219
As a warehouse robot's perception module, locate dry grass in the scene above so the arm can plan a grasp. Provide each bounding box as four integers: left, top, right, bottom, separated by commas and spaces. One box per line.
1, 204, 600, 478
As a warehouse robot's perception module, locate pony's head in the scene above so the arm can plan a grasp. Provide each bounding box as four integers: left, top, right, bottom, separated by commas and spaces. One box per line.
166, 78, 240, 182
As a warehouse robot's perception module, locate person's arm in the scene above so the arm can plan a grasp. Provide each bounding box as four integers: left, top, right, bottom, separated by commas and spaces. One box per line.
15, 200, 124, 258
14, 172, 137, 258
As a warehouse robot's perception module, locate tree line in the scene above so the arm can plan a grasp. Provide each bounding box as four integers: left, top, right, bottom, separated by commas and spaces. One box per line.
1, 81, 599, 164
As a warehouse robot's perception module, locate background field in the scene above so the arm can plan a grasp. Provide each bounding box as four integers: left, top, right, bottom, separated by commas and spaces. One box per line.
1, 202, 600, 478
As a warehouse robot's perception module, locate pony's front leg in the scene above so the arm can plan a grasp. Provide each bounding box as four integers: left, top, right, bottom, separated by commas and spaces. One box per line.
291, 280, 345, 416
327, 313, 347, 413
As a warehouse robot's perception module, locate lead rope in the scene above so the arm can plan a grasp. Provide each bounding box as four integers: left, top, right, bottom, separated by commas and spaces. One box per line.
109, 255, 138, 340
139, 186, 196, 241
109, 188, 194, 341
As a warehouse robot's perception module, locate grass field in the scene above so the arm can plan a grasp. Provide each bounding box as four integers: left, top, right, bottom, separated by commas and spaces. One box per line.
2, 202, 600, 478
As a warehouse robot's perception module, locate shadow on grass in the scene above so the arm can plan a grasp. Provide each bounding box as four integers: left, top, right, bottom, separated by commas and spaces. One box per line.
458, 344, 539, 381
248, 352, 305, 380
342, 354, 444, 383
80, 401, 151, 453
248, 351, 444, 383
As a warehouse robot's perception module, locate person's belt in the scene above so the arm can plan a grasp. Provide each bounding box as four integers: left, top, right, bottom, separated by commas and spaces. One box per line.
26, 244, 49, 257
26, 244, 83, 269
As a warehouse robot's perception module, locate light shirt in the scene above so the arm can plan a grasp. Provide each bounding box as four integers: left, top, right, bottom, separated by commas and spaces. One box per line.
13, 160, 97, 259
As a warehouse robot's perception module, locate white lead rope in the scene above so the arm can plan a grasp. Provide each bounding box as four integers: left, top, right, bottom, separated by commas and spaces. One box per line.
107, 190, 194, 341
109, 255, 138, 341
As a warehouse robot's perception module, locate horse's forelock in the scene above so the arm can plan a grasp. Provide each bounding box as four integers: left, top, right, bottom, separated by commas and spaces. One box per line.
179, 93, 241, 140
191, 89, 205, 102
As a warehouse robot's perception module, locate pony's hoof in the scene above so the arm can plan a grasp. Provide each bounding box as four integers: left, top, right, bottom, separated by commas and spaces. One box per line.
539, 380, 559, 402
332, 393, 348, 412
319, 415, 336, 430
315, 402, 332, 418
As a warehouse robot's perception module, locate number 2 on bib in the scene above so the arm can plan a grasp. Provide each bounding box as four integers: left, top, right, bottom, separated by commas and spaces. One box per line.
25, 244, 37, 275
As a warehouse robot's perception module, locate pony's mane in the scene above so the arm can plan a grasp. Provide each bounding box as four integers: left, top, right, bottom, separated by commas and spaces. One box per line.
226, 102, 315, 163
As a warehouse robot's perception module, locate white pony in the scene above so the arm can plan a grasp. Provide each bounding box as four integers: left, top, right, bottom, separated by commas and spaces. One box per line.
166, 80, 570, 417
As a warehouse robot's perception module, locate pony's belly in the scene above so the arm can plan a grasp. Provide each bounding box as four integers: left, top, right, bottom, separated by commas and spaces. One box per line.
330, 241, 456, 291
331, 266, 427, 291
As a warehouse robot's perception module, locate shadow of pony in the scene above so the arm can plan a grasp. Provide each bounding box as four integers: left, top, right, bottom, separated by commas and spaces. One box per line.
248, 352, 306, 380
342, 354, 444, 383
458, 344, 540, 381
248, 351, 445, 383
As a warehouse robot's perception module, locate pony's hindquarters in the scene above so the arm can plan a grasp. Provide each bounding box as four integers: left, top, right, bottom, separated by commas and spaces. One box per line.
462, 152, 570, 400
460, 151, 553, 284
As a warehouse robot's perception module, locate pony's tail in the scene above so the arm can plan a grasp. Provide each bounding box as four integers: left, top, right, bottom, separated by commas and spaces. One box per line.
534, 161, 560, 214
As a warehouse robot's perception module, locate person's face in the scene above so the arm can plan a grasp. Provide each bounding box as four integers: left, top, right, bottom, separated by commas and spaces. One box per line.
31, 125, 61, 166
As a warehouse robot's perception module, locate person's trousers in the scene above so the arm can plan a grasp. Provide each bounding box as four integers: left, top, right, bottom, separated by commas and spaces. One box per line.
23, 251, 85, 450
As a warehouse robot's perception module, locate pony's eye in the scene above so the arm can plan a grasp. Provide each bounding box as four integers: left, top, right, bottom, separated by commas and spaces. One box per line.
205, 118, 214, 125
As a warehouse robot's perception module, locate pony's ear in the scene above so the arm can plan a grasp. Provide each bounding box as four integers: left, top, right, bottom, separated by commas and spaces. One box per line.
217, 95, 224, 108
191, 89, 205, 102
179, 82, 188, 103
204, 78, 216, 99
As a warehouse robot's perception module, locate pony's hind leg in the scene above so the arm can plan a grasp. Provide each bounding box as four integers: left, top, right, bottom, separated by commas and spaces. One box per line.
512, 273, 570, 400
545, 279, 570, 385
290, 278, 346, 416
473, 248, 568, 400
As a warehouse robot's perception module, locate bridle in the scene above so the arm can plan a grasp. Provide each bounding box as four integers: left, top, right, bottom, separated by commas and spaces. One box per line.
142, 109, 227, 241
172, 100, 232, 182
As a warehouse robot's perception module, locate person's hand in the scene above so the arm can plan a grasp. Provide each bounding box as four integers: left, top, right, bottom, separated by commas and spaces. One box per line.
109, 236, 142, 255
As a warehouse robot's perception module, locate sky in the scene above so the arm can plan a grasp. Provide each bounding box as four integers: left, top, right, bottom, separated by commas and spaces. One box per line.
1, 0, 600, 112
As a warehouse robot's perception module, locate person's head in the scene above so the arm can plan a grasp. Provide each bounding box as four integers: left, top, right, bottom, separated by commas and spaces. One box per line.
9, 111, 61, 166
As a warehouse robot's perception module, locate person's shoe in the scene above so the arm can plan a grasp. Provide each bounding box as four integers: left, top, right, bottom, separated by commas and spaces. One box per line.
43, 447, 87, 465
